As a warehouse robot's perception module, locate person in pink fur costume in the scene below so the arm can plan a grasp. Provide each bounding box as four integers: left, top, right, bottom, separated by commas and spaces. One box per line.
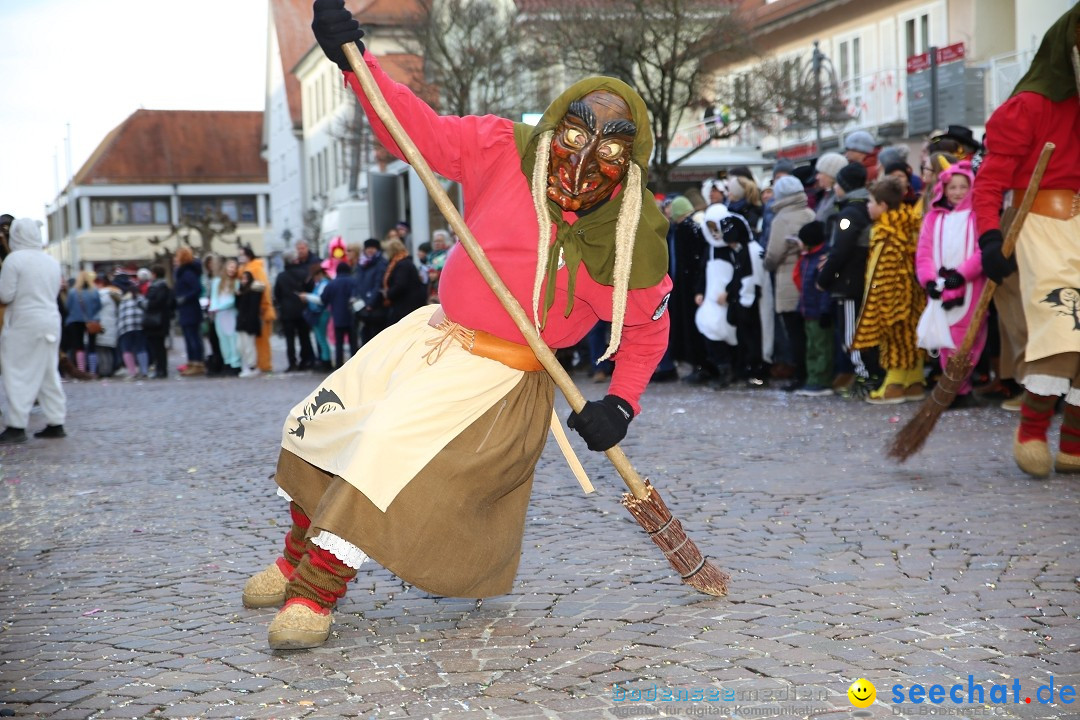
915, 160, 987, 406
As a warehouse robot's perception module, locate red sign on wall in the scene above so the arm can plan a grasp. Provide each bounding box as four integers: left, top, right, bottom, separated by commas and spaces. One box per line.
906, 42, 966, 74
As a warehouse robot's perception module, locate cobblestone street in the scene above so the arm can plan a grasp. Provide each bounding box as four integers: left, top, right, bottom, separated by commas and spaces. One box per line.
1, 345, 1077, 720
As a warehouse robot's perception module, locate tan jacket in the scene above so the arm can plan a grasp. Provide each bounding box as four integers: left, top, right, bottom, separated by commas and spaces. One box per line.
764, 192, 816, 313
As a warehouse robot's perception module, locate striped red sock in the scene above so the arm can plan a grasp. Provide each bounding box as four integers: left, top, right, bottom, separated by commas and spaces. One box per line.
1060, 403, 1080, 456
281, 503, 311, 570
286, 544, 357, 610
1018, 391, 1056, 444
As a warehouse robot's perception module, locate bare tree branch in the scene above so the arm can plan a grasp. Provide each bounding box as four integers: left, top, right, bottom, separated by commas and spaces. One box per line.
399, 0, 544, 117
522, 0, 754, 191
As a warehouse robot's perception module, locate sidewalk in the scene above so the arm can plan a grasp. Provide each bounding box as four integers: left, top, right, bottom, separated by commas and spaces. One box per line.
0, 354, 1077, 719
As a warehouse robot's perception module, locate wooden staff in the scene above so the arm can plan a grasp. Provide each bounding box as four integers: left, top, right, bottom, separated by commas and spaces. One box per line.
342, 44, 728, 596
887, 141, 1055, 461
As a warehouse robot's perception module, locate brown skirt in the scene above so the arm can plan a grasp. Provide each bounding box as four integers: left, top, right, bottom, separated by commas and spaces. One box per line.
276, 370, 554, 598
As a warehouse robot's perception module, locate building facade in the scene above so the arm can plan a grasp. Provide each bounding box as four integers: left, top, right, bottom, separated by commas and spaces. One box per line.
702, 0, 1073, 164
46, 110, 270, 278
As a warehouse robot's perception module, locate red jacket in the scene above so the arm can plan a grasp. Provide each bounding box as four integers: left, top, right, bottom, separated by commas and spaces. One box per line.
973, 92, 1080, 236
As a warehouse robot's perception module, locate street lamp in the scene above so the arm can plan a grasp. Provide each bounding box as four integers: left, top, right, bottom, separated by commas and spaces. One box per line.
803, 40, 848, 153
811, 41, 825, 151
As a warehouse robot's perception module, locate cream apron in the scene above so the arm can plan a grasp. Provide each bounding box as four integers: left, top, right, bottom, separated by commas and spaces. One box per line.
280, 304, 523, 512
1016, 213, 1080, 363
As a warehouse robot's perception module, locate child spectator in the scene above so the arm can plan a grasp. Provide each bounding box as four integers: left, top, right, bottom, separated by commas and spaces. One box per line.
854, 177, 926, 404
144, 265, 175, 379
235, 270, 264, 378
115, 274, 150, 379
694, 204, 738, 387
210, 258, 241, 376
915, 159, 986, 409
300, 264, 332, 371
818, 162, 876, 396
792, 221, 834, 396
320, 261, 357, 368
719, 212, 770, 387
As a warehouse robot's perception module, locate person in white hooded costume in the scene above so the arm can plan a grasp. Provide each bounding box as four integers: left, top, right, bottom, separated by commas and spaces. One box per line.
0, 218, 66, 443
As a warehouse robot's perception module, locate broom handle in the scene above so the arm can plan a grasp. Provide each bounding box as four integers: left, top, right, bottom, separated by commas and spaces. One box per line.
947, 141, 1054, 362
343, 44, 650, 499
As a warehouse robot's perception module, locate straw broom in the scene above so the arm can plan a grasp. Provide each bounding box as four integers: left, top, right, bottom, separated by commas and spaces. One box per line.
887, 142, 1055, 462
342, 45, 729, 597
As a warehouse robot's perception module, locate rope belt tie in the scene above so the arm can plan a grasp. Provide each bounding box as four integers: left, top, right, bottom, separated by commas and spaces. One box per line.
424, 307, 544, 372
422, 317, 475, 366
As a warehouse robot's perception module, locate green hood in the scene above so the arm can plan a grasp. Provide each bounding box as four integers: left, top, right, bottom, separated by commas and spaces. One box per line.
1011, 2, 1080, 102
513, 75, 668, 321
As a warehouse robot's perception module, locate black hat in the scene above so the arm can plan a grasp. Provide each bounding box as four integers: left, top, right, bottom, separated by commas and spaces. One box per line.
836, 162, 868, 192
792, 164, 817, 188
0, 214, 13, 226
728, 165, 754, 181
363, 238, 381, 250
719, 213, 752, 246
798, 220, 826, 248
933, 125, 981, 152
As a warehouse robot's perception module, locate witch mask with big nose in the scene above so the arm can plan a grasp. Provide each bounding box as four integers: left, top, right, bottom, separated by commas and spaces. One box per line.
546, 90, 637, 213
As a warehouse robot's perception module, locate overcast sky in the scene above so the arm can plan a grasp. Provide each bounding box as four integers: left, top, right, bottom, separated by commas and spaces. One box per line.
0, 0, 270, 229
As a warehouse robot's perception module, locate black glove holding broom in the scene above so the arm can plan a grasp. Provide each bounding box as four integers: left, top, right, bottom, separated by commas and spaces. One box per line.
568, 395, 634, 452
312, 0, 365, 71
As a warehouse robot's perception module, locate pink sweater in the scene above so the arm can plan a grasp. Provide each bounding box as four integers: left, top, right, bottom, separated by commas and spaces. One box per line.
345, 54, 671, 413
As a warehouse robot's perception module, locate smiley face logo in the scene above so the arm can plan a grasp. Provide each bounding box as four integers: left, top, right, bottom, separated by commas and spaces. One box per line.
848, 679, 876, 708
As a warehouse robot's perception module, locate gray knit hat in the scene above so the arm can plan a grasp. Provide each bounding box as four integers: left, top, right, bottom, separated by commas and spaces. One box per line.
772, 175, 804, 199
814, 152, 847, 180
844, 130, 876, 154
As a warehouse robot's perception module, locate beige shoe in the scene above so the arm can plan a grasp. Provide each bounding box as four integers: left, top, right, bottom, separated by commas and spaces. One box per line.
268, 602, 332, 650
1001, 395, 1024, 412
1055, 450, 1080, 474
1014, 432, 1052, 479
242, 561, 289, 609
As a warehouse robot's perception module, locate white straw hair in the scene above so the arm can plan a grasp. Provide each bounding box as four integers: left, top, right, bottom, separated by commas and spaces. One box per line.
599, 162, 642, 362
531, 131, 554, 333
1072, 46, 1080, 101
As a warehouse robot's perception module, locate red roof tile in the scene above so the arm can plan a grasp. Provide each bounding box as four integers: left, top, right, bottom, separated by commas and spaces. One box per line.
74, 110, 267, 186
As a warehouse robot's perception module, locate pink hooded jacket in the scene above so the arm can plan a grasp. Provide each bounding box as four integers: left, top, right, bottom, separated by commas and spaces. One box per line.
916, 161, 983, 304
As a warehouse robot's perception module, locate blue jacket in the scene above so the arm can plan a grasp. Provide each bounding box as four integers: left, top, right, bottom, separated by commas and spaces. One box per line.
65, 288, 101, 325
174, 261, 204, 326
353, 254, 389, 308
320, 268, 357, 328
796, 245, 832, 320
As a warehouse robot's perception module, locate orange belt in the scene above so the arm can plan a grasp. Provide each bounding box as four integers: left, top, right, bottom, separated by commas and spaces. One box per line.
426, 307, 544, 372
1011, 188, 1080, 221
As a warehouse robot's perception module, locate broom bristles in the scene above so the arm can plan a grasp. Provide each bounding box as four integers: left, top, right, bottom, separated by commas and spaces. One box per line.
887, 351, 975, 461
622, 482, 730, 597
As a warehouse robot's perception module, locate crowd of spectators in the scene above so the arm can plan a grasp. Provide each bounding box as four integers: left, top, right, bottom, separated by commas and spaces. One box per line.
644, 124, 1012, 410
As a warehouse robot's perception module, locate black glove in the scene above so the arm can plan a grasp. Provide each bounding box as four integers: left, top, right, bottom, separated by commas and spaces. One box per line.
978, 229, 1017, 284
924, 280, 942, 300
942, 269, 965, 290
818, 313, 833, 329
312, 0, 365, 72
567, 394, 634, 452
